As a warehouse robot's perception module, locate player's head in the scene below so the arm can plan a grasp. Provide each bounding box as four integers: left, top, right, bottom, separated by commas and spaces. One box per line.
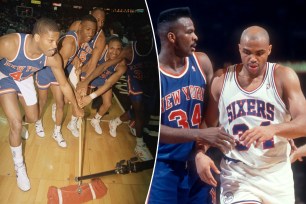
238, 25, 272, 76
157, 7, 197, 57
32, 17, 60, 57
91, 7, 105, 31
107, 36, 123, 60
79, 15, 97, 43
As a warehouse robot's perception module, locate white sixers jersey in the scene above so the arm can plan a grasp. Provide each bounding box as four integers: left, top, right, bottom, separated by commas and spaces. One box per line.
219, 62, 291, 168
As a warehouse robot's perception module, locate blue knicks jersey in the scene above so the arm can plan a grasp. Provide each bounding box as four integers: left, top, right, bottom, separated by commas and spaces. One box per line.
127, 40, 156, 81
78, 30, 103, 65
97, 49, 117, 80
159, 53, 207, 161
0, 33, 47, 81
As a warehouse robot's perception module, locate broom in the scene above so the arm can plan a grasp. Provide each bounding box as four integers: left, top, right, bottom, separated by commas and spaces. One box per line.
47, 118, 108, 204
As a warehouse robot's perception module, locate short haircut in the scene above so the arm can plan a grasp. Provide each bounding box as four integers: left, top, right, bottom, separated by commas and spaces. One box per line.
81, 14, 97, 24
91, 7, 105, 15
32, 18, 59, 35
157, 7, 191, 25
107, 35, 122, 45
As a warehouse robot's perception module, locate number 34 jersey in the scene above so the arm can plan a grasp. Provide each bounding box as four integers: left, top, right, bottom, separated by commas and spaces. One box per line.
219, 62, 291, 168
159, 53, 207, 161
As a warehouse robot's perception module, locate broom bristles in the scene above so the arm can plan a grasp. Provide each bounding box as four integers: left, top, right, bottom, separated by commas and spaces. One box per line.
47, 178, 107, 204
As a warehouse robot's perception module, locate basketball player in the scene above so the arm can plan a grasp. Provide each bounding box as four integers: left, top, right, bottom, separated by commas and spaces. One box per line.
147, 7, 235, 204
79, 36, 127, 135
34, 15, 97, 144
69, 7, 106, 79
107, 22, 158, 161
205, 25, 306, 203
0, 18, 83, 191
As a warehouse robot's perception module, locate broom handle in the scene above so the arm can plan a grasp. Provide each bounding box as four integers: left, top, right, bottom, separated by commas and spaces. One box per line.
78, 117, 82, 186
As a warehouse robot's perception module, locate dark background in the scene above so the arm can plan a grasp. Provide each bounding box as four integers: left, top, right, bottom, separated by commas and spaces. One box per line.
147, 0, 306, 203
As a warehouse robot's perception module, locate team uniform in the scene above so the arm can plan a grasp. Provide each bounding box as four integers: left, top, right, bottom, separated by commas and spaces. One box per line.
126, 40, 156, 102
0, 33, 47, 105
87, 48, 118, 88
35, 31, 79, 89
219, 63, 294, 204
149, 53, 214, 204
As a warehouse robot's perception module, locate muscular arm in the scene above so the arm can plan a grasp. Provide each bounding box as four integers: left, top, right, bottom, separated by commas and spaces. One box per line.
58, 37, 77, 68
82, 32, 106, 77
241, 65, 306, 146
0, 33, 19, 60
80, 60, 127, 107
76, 46, 131, 94
46, 54, 83, 117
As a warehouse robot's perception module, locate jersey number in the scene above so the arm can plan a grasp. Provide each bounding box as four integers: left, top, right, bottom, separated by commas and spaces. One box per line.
233, 121, 274, 151
9, 71, 22, 81
168, 103, 201, 128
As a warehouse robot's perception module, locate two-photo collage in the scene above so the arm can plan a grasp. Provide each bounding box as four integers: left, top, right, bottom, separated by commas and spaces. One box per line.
0, 0, 306, 203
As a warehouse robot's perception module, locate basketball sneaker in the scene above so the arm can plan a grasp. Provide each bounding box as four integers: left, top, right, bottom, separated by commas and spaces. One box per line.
91, 118, 102, 135
35, 120, 45, 138
67, 120, 79, 137
134, 144, 153, 161
52, 131, 67, 148
21, 126, 29, 140
128, 120, 136, 137
108, 119, 117, 137
15, 163, 31, 191
51, 103, 56, 122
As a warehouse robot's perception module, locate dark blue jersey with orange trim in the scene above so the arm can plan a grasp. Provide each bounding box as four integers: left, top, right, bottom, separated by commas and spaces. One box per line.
159, 53, 207, 161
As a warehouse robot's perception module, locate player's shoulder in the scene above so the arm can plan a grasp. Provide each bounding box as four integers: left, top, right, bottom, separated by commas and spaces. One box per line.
274, 63, 298, 82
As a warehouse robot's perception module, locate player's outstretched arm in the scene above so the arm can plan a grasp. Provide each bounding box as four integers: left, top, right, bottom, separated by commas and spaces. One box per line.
47, 54, 84, 118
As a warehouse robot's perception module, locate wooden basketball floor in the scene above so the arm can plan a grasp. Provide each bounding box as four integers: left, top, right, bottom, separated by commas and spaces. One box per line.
0, 92, 153, 203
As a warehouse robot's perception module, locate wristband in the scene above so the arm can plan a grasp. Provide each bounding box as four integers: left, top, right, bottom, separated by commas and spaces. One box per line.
89, 92, 98, 100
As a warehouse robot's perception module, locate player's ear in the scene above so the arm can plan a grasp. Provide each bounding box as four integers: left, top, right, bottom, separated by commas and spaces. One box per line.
33, 33, 40, 42
167, 32, 175, 43
267, 44, 272, 55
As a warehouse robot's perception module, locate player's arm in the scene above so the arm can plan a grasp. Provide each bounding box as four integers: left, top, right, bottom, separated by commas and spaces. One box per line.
241, 65, 306, 147
46, 54, 83, 117
80, 60, 127, 108
76, 46, 131, 95
58, 37, 76, 68
82, 32, 106, 77
0, 33, 19, 61
291, 144, 306, 163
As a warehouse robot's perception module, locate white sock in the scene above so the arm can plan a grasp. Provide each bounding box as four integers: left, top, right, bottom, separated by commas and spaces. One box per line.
10, 144, 24, 169
95, 113, 102, 120
71, 115, 78, 122
36, 119, 42, 125
136, 137, 145, 147
114, 117, 122, 126
54, 125, 61, 133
